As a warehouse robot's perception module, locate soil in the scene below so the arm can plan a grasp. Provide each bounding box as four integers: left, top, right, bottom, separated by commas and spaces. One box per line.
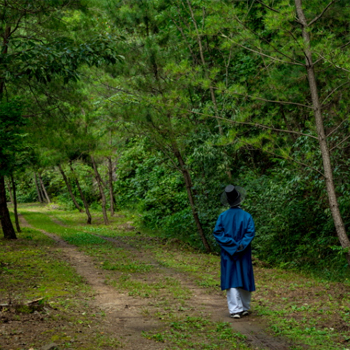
1, 212, 293, 350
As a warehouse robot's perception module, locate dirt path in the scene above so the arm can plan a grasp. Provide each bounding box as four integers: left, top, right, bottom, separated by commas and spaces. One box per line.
19, 214, 164, 350
20, 212, 292, 350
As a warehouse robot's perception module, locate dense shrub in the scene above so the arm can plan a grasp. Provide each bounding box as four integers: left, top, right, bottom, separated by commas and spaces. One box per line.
113, 139, 350, 280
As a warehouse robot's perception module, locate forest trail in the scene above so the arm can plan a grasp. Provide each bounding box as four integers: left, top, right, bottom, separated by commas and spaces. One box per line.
13, 206, 292, 350
3, 0, 350, 347
18, 213, 165, 350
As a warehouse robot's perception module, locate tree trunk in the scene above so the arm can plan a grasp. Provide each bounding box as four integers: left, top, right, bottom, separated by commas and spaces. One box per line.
0, 27, 16, 239
6, 179, 13, 203
107, 157, 115, 216
58, 164, 83, 212
0, 175, 16, 239
39, 174, 51, 204
34, 173, 43, 203
38, 176, 45, 203
10, 175, 21, 233
295, 0, 350, 267
172, 145, 211, 252
69, 163, 92, 224
91, 156, 109, 225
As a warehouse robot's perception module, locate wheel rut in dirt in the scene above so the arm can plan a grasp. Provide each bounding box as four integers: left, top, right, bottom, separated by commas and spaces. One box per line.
44, 213, 293, 350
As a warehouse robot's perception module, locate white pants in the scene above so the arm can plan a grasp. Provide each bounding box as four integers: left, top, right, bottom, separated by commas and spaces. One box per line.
226, 288, 251, 314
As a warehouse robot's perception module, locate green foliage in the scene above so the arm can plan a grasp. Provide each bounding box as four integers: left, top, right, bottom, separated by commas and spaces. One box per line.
11, 35, 121, 84
15, 173, 38, 203
241, 167, 349, 278
111, 134, 350, 278
0, 99, 27, 176
113, 139, 207, 245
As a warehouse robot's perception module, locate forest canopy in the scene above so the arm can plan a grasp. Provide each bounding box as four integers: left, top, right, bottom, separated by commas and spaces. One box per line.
1, 0, 350, 278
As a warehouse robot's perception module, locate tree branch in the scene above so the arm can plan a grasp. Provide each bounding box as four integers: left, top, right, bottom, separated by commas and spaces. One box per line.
22, 107, 59, 118
184, 109, 318, 139
255, 0, 280, 13
330, 135, 350, 151
171, 17, 198, 64
213, 87, 312, 108
318, 54, 350, 74
221, 33, 305, 67
234, 138, 325, 177
9, 12, 25, 37
261, 148, 325, 177
326, 119, 348, 137
233, 14, 303, 65
308, 0, 337, 26
322, 81, 350, 105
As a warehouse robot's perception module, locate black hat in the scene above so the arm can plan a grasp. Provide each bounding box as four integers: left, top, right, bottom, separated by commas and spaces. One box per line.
220, 185, 246, 207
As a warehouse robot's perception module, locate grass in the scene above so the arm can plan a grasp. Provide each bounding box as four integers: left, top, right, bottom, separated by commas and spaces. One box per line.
109, 273, 191, 300
143, 317, 250, 349
0, 226, 87, 300
151, 248, 221, 290
251, 268, 350, 350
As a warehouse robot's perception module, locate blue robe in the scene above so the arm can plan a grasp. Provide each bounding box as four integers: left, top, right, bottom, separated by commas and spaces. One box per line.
213, 207, 255, 292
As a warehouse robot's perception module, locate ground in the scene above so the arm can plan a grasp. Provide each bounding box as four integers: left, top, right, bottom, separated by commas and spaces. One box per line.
1, 203, 350, 350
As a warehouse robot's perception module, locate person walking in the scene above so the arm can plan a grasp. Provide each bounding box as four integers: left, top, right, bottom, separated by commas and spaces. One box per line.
213, 184, 255, 319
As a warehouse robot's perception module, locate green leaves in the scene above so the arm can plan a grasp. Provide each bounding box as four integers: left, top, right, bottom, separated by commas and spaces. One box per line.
4, 35, 122, 84
0, 99, 28, 176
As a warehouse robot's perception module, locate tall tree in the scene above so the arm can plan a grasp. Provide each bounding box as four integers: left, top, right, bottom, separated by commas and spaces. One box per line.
33, 173, 44, 203
91, 156, 109, 225
294, 0, 350, 265
10, 175, 21, 233
39, 173, 51, 204
58, 164, 83, 212
0, 100, 26, 239
107, 156, 116, 217
5, 179, 13, 204
69, 163, 92, 224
